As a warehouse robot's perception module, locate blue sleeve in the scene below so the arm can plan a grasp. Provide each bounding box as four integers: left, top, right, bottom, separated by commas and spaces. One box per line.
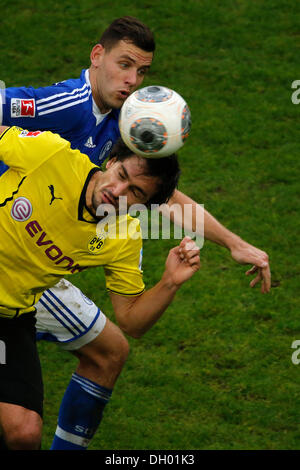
0, 161, 9, 175
1, 82, 83, 135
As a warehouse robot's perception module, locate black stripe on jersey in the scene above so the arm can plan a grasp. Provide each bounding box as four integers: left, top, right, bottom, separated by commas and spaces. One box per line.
0, 127, 12, 141
107, 288, 145, 297
78, 167, 102, 223
0, 176, 26, 207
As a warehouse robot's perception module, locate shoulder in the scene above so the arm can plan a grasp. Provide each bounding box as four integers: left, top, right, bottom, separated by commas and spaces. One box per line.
4, 70, 89, 102
118, 215, 143, 255
35, 69, 92, 118
100, 214, 142, 256
2, 70, 92, 132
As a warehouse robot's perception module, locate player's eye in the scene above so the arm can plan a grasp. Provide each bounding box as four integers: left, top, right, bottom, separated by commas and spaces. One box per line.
138, 68, 147, 76
131, 187, 145, 199
131, 188, 139, 198
119, 172, 126, 180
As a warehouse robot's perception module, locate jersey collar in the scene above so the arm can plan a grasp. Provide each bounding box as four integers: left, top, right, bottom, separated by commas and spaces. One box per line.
78, 166, 102, 224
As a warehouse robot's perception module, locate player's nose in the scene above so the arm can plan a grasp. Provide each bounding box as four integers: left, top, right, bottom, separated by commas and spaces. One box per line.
113, 181, 129, 197
124, 69, 138, 87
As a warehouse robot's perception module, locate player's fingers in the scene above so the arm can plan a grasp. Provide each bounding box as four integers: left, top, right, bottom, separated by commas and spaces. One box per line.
189, 255, 201, 270
171, 246, 180, 256
250, 271, 263, 288
261, 281, 267, 294
182, 246, 200, 259
179, 236, 192, 249
246, 261, 271, 293
179, 237, 191, 259
179, 244, 200, 262
261, 264, 271, 293
187, 251, 201, 266
245, 265, 258, 276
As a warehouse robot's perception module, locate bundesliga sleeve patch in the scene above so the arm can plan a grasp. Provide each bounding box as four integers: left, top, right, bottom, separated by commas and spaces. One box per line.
11, 98, 35, 118
19, 130, 43, 137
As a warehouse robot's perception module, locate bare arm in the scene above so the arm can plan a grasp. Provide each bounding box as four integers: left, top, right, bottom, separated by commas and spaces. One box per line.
160, 189, 271, 293
0, 126, 8, 136
109, 237, 200, 338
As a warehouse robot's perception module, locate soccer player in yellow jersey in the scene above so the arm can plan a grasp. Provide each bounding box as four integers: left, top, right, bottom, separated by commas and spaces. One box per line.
0, 125, 200, 449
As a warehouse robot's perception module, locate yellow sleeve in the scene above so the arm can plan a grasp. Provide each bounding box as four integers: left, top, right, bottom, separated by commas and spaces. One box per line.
104, 222, 145, 296
0, 126, 70, 175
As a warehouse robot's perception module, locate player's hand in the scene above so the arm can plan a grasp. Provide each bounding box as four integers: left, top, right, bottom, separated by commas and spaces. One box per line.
230, 240, 271, 293
164, 236, 200, 287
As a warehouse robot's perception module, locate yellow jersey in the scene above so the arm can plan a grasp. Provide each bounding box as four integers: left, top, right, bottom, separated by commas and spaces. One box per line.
0, 126, 144, 319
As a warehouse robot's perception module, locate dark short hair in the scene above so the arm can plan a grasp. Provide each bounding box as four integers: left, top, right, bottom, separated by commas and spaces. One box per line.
99, 16, 155, 53
109, 138, 180, 207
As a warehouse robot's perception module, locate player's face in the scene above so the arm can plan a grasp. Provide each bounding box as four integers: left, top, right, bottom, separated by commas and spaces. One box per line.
90, 40, 153, 113
89, 156, 160, 216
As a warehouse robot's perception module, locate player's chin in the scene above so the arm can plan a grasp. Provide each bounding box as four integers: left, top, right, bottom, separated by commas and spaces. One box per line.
108, 100, 123, 110
113, 94, 129, 108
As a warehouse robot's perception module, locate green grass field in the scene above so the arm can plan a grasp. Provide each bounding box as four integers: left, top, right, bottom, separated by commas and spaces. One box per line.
2, 0, 300, 450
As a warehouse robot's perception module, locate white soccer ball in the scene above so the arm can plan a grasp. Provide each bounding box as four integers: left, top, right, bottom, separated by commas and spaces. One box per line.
119, 85, 191, 158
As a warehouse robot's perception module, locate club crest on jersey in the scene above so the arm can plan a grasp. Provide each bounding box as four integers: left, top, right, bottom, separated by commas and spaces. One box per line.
99, 140, 113, 162
11, 197, 33, 222
88, 235, 105, 254
11, 98, 35, 118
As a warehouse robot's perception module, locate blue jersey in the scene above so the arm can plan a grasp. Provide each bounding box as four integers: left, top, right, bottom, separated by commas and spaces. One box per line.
0, 69, 120, 175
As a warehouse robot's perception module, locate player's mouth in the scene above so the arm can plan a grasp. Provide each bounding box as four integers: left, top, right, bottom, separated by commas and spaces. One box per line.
117, 90, 130, 100
102, 190, 117, 207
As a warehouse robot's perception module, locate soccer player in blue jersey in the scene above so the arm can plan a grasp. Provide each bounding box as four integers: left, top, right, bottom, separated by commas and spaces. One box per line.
0, 17, 270, 450
0, 17, 153, 172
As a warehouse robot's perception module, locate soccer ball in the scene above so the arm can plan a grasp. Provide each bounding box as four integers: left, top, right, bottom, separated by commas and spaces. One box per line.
119, 85, 191, 158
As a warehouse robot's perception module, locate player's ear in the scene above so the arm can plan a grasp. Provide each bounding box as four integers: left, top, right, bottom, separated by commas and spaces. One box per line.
90, 44, 105, 67
106, 157, 117, 169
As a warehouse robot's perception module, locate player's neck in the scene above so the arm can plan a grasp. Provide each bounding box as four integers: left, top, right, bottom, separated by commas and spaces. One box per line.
85, 171, 101, 216
89, 67, 111, 114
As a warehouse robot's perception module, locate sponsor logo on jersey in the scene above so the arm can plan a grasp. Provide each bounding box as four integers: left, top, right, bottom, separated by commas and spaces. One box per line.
87, 235, 105, 254
11, 197, 33, 222
84, 136, 96, 148
99, 140, 113, 162
25, 220, 86, 274
11, 98, 35, 118
48, 185, 63, 205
